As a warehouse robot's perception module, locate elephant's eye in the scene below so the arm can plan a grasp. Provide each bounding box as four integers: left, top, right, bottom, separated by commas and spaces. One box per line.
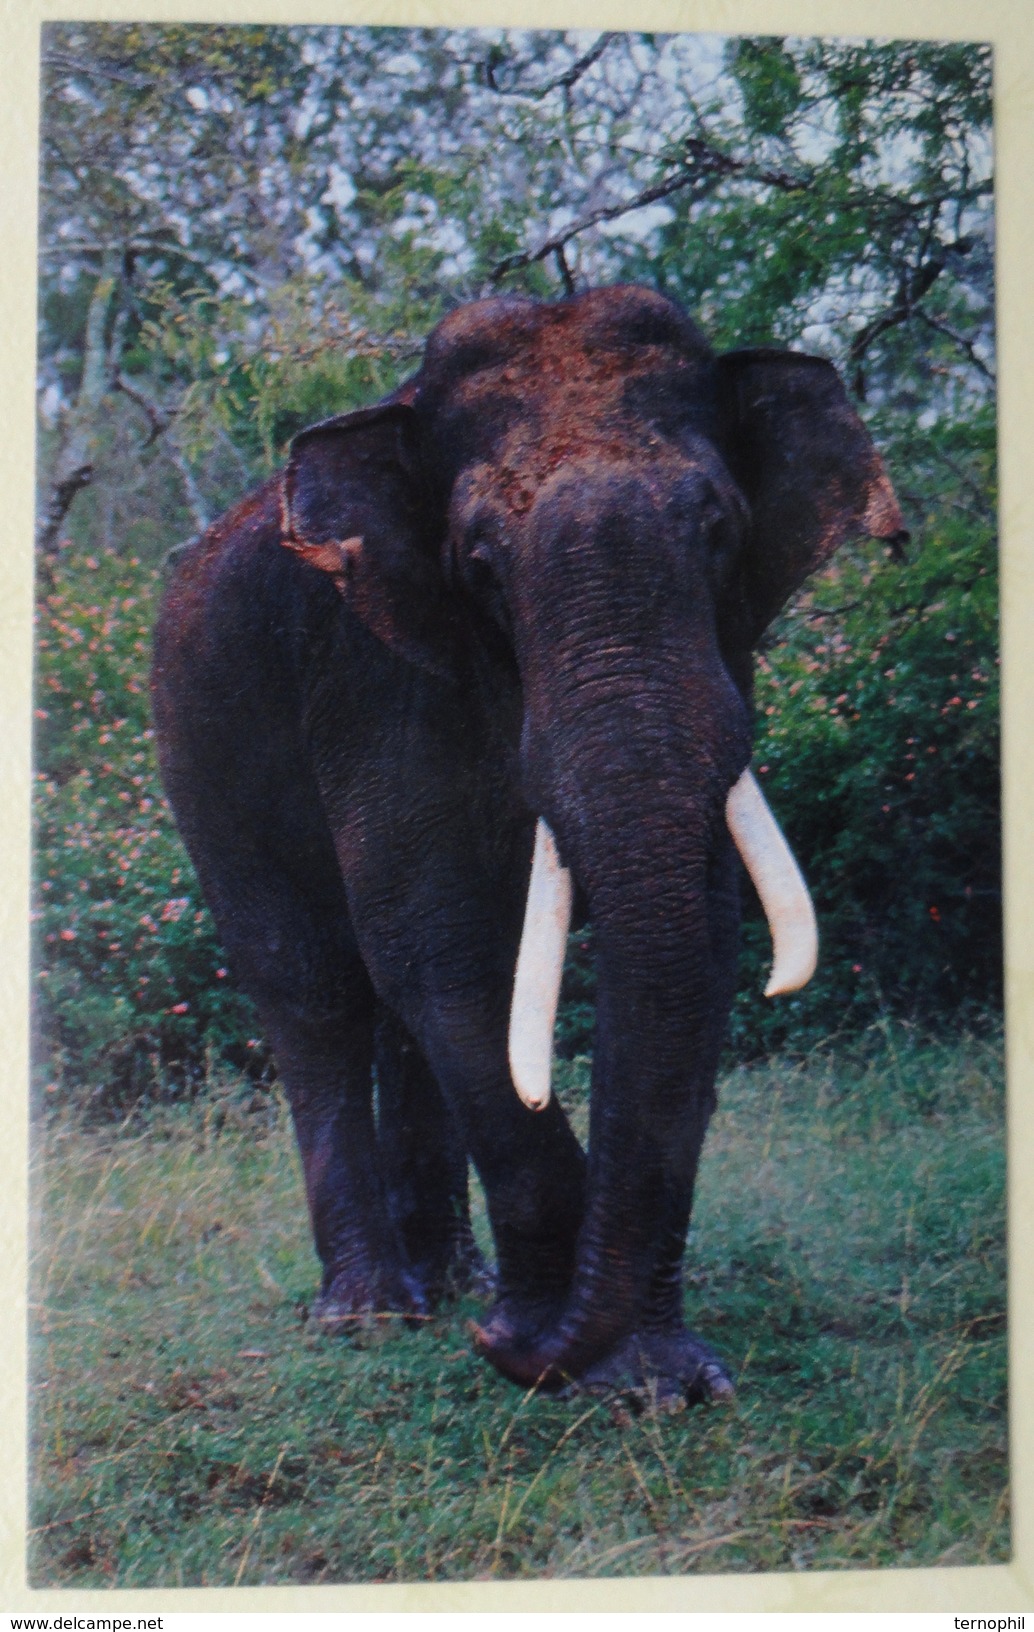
465, 544, 509, 610
466, 545, 497, 593
701, 495, 742, 587
463, 543, 513, 639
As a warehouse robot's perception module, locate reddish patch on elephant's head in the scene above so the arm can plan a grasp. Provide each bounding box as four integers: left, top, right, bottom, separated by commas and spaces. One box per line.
416, 286, 717, 520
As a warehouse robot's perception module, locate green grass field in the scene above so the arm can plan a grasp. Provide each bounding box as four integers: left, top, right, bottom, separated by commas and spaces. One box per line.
29, 1025, 1008, 1586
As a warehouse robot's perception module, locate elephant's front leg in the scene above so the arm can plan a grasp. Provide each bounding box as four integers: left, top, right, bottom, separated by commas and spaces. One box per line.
425, 1001, 589, 1348
374, 1008, 489, 1304
351, 877, 588, 1346
261, 974, 425, 1324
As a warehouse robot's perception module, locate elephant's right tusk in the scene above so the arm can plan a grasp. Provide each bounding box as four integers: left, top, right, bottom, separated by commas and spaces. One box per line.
726, 769, 818, 997
508, 819, 573, 1111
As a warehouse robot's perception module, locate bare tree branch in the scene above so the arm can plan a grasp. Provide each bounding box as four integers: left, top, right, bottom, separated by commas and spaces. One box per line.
111, 371, 211, 533
482, 32, 616, 98
681, 136, 810, 195
805, 602, 864, 620
166, 443, 213, 537
848, 237, 976, 395
550, 33, 617, 95
490, 138, 810, 283
42, 49, 154, 90
38, 235, 235, 280
112, 373, 173, 446
491, 170, 710, 283
917, 309, 996, 382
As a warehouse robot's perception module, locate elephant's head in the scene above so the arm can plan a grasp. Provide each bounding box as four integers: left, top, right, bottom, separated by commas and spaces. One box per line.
282, 285, 906, 1386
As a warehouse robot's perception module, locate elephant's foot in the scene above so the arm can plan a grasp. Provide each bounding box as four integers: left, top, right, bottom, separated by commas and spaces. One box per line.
310, 1262, 428, 1331
472, 1308, 734, 1408
469, 1290, 567, 1377
571, 1328, 735, 1411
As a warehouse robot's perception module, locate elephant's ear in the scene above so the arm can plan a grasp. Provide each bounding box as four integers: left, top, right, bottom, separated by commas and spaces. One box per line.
716, 348, 908, 645
281, 401, 457, 677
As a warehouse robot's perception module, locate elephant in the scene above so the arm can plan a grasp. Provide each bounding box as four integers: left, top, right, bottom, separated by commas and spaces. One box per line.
151, 283, 906, 1403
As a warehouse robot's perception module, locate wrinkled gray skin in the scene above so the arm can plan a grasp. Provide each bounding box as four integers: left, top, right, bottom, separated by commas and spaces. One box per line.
152, 285, 906, 1403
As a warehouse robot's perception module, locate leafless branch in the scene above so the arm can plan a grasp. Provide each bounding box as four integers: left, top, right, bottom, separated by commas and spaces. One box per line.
681, 136, 810, 195
42, 50, 154, 90
38, 236, 220, 277
167, 443, 213, 537
551, 34, 617, 95
490, 138, 810, 283
491, 171, 694, 281
483, 33, 616, 98
847, 238, 976, 393
42, 232, 271, 302
916, 310, 995, 382
805, 602, 863, 620
112, 373, 174, 446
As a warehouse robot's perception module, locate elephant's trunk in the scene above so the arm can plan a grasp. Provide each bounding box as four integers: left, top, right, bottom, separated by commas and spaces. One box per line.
480, 673, 753, 1387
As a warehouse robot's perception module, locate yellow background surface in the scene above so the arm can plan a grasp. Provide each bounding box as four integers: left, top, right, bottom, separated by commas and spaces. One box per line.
2, 0, 1029, 1610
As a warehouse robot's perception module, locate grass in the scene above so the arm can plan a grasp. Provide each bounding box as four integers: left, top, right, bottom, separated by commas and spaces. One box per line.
28, 1023, 1008, 1586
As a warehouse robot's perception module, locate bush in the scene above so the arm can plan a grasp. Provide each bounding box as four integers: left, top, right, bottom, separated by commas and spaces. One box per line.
33, 551, 266, 1112
730, 423, 1000, 1053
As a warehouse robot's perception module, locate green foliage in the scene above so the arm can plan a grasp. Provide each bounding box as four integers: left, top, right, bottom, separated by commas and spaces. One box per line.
29, 1028, 1006, 1583
33, 553, 265, 1110
729, 40, 802, 137
731, 409, 999, 1052
645, 39, 993, 395
142, 277, 419, 478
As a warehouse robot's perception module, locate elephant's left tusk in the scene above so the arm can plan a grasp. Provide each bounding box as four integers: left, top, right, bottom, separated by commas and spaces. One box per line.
726, 769, 818, 997
508, 819, 573, 1111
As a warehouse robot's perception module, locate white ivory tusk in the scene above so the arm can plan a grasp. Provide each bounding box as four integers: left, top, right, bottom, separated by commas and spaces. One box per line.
726, 769, 819, 997
508, 819, 573, 1111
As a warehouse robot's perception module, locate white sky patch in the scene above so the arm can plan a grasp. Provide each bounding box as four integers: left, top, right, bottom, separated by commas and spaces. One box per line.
656, 33, 728, 94
440, 247, 476, 280
544, 204, 578, 237
323, 169, 357, 211
793, 101, 839, 167
431, 218, 468, 255
218, 268, 252, 298
185, 86, 209, 112
391, 214, 425, 238
967, 125, 994, 185
600, 202, 676, 240
872, 127, 924, 188
382, 52, 423, 76
294, 98, 319, 141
